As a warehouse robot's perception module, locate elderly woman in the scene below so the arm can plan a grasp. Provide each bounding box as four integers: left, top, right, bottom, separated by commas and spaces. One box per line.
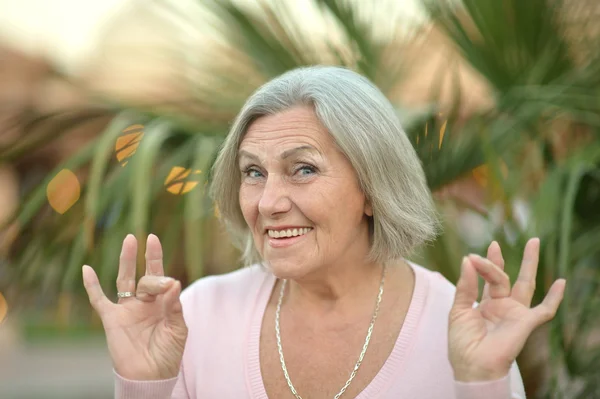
82, 66, 565, 399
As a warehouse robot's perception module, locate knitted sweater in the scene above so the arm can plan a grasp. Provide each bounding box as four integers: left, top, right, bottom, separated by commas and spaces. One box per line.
114, 263, 526, 399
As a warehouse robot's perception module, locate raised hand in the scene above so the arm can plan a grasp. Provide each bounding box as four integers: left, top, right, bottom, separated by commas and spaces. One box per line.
82, 234, 188, 380
448, 238, 566, 382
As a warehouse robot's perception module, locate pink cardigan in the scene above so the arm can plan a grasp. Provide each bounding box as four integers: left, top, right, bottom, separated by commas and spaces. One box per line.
114, 263, 526, 398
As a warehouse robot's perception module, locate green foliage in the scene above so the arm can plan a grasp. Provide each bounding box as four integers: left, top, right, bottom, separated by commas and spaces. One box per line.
1, 0, 599, 396
424, 0, 574, 91
422, 1, 600, 396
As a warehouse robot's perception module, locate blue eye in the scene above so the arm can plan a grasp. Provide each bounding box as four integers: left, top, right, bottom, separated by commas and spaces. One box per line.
296, 165, 316, 176
243, 167, 264, 178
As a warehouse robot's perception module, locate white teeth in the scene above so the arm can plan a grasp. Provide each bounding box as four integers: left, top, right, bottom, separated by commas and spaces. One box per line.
267, 227, 312, 238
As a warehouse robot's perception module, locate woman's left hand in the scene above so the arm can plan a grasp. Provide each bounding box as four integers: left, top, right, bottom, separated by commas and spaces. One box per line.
448, 238, 566, 382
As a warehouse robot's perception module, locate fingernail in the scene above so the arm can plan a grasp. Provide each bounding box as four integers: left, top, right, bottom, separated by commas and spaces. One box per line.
467, 254, 480, 263
474, 254, 489, 263
160, 277, 174, 287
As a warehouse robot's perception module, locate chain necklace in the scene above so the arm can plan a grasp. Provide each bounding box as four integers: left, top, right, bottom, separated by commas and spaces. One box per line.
275, 266, 387, 399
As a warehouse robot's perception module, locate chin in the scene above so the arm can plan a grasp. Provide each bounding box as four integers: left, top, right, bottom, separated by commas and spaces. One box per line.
262, 257, 314, 280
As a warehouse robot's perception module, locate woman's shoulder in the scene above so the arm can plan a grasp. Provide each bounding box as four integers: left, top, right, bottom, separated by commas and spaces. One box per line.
178, 264, 274, 323
407, 261, 459, 310
176, 265, 275, 372
181, 264, 273, 303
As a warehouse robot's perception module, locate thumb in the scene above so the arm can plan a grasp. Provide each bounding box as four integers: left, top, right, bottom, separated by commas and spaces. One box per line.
452, 257, 479, 312
82, 265, 112, 315
531, 278, 566, 326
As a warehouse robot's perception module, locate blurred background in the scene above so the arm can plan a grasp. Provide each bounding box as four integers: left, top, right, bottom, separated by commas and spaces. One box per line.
0, 0, 599, 398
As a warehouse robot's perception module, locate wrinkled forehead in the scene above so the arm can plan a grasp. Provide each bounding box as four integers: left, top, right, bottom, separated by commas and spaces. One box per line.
238, 107, 336, 160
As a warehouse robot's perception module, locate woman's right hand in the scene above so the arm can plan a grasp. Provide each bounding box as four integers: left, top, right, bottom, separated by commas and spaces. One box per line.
82, 234, 188, 381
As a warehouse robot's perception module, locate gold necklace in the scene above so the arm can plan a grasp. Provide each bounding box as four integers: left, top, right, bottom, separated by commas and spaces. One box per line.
274, 266, 386, 399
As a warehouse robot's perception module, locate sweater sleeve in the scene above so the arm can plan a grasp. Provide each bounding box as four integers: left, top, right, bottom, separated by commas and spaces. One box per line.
113, 362, 191, 399
453, 361, 526, 399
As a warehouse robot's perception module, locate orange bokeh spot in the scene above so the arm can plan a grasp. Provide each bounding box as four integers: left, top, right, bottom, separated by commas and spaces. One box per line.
164, 167, 202, 195
439, 120, 447, 149
418, 118, 447, 148
0, 292, 7, 324
47, 169, 81, 214
116, 124, 144, 166
472, 162, 509, 188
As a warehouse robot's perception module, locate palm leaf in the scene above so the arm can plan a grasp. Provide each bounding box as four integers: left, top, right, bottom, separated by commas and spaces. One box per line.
423, 0, 574, 92
0, 108, 113, 162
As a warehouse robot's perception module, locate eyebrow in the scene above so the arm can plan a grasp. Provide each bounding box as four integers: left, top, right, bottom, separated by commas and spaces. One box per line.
237, 150, 259, 162
238, 145, 319, 162
281, 145, 319, 159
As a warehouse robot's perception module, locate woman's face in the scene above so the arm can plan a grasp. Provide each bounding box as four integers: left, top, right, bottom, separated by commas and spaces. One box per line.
238, 106, 372, 279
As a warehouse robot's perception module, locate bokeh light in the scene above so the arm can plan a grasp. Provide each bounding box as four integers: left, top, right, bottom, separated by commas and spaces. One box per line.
0, 292, 7, 324
115, 124, 144, 166
164, 167, 202, 195
46, 169, 81, 214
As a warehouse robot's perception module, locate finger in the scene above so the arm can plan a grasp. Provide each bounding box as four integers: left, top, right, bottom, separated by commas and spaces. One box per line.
163, 280, 184, 318
468, 254, 511, 298
482, 241, 505, 302
452, 257, 479, 312
116, 234, 137, 301
511, 238, 540, 307
530, 279, 566, 326
136, 275, 175, 302
145, 234, 165, 276
162, 281, 188, 340
82, 265, 112, 315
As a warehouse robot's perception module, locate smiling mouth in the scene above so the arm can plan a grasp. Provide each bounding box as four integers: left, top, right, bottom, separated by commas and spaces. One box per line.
267, 227, 313, 239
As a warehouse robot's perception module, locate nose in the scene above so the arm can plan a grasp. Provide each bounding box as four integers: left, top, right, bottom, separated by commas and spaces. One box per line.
258, 174, 292, 217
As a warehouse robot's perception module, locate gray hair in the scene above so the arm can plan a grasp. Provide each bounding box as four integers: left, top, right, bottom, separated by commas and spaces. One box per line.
210, 65, 439, 266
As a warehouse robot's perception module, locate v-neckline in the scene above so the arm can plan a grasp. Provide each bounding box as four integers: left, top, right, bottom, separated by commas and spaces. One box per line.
244, 262, 429, 398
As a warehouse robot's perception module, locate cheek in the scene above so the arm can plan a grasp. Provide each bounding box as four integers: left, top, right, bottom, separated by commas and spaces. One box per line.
313, 181, 365, 217
239, 186, 259, 225
329, 194, 367, 234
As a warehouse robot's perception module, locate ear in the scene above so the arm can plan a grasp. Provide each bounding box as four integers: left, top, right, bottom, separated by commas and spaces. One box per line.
364, 200, 373, 217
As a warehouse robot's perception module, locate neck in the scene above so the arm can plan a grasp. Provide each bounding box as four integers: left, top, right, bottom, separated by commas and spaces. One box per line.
283, 260, 386, 320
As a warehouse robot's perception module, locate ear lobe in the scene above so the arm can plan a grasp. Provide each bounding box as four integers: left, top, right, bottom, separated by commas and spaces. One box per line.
364, 201, 373, 217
